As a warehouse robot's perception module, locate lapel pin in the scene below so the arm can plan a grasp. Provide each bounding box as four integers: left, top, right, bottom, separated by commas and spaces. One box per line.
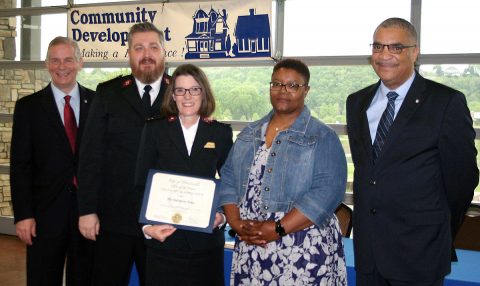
84, 99, 88, 103
204, 142, 215, 149
415, 99, 419, 104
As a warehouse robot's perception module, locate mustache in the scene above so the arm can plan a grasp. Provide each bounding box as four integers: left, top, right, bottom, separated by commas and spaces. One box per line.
374, 60, 396, 66
140, 58, 156, 65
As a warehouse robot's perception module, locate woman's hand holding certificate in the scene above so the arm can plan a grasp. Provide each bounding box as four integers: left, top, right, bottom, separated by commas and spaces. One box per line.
139, 171, 219, 233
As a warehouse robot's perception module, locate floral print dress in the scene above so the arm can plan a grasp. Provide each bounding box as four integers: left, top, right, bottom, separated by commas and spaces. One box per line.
230, 141, 347, 286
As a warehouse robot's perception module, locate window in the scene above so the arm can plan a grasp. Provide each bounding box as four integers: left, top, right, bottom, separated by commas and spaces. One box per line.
1, 0, 480, 223
283, 0, 410, 56
4, 14, 67, 61
18, 0, 66, 8
421, 0, 480, 54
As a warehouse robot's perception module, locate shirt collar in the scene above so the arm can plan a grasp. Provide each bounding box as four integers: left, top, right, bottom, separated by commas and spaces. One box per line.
135, 77, 162, 97
51, 82, 80, 101
379, 72, 416, 100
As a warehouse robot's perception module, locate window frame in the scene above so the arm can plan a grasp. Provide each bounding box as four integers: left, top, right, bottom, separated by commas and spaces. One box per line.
1, 0, 480, 212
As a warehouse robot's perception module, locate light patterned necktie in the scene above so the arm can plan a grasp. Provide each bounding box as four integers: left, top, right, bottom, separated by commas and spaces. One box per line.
372, 91, 399, 163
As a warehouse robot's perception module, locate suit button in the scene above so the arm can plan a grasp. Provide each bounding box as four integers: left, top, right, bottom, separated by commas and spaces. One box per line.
276, 140, 281, 144
369, 180, 376, 185
370, 208, 377, 214
271, 152, 276, 157
265, 187, 270, 192
267, 168, 273, 173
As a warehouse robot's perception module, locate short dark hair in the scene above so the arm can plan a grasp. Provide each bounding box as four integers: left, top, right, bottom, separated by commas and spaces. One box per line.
46, 36, 82, 62
272, 58, 310, 85
128, 22, 165, 48
375, 17, 418, 43
161, 64, 216, 117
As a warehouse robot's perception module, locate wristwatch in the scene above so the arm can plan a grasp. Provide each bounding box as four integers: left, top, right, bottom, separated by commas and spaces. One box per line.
275, 220, 287, 237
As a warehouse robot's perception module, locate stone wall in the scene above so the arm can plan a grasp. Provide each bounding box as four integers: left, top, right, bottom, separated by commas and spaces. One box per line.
0, 0, 51, 215
0, 0, 16, 60
0, 68, 50, 216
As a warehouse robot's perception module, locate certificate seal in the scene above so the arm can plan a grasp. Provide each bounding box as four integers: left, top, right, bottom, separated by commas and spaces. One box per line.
172, 213, 182, 224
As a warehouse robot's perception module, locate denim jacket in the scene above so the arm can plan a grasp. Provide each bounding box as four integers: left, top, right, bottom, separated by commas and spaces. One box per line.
218, 106, 347, 227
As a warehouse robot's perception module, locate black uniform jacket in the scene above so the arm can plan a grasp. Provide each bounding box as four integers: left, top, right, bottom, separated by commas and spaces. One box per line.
135, 116, 233, 251
78, 74, 169, 236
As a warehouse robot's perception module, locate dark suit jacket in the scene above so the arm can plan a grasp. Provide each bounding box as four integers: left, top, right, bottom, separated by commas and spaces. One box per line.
78, 74, 169, 236
11, 83, 95, 237
134, 116, 233, 251
346, 73, 478, 281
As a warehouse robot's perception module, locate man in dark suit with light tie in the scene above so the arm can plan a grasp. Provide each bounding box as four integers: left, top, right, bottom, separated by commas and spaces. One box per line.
77, 22, 169, 285
11, 36, 95, 286
346, 18, 478, 286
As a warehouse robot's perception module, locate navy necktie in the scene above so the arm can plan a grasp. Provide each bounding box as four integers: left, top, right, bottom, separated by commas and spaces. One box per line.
372, 91, 399, 162
142, 85, 152, 111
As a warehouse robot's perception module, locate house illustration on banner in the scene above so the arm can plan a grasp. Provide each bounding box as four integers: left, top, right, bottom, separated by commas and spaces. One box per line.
184, 7, 271, 59
233, 8, 271, 58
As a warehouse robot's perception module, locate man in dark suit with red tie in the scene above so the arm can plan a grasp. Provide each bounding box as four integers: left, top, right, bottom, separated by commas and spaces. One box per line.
347, 18, 478, 285
11, 36, 95, 286
77, 22, 170, 285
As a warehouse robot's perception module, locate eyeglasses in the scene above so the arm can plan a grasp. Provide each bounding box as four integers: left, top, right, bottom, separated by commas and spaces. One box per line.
270, 82, 308, 93
370, 43, 417, 54
173, 87, 202, 97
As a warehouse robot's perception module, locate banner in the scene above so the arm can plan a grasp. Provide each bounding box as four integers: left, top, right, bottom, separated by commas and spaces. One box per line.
67, 0, 272, 62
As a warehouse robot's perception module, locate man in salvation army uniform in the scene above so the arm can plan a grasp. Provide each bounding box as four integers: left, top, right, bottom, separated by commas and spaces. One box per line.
77, 22, 170, 285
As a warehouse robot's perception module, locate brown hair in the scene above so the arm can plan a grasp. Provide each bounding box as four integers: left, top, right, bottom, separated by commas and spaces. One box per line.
161, 64, 216, 117
128, 22, 165, 49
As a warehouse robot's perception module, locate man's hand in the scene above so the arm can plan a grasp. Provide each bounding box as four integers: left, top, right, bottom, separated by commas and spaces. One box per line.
16, 218, 36, 245
79, 214, 100, 241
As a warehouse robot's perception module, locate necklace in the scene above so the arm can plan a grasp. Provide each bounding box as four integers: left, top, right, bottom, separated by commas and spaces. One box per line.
270, 123, 291, 133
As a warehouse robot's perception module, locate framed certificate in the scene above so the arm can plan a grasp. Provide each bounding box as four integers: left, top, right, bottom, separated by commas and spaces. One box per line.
139, 170, 219, 233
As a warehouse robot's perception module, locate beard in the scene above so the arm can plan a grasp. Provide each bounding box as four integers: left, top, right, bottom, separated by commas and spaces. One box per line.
130, 57, 164, 84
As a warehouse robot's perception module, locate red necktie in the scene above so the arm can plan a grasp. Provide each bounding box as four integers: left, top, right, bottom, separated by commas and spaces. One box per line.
64, 95, 78, 187
64, 95, 78, 153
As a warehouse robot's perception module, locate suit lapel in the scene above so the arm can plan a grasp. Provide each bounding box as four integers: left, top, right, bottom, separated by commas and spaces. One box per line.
120, 75, 147, 118
151, 74, 170, 112
78, 85, 92, 130
39, 84, 71, 149
167, 119, 190, 159
190, 120, 210, 158
77, 84, 93, 148
358, 83, 379, 159
375, 73, 428, 166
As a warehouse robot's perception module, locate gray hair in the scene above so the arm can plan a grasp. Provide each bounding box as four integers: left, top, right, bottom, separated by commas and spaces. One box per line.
46, 36, 82, 62
375, 17, 418, 43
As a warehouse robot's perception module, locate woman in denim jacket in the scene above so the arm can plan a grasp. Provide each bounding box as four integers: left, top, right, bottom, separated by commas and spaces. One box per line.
219, 59, 348, 285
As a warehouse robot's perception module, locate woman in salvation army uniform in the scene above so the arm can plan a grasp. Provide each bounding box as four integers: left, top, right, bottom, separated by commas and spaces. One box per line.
134, 63, 233, 286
